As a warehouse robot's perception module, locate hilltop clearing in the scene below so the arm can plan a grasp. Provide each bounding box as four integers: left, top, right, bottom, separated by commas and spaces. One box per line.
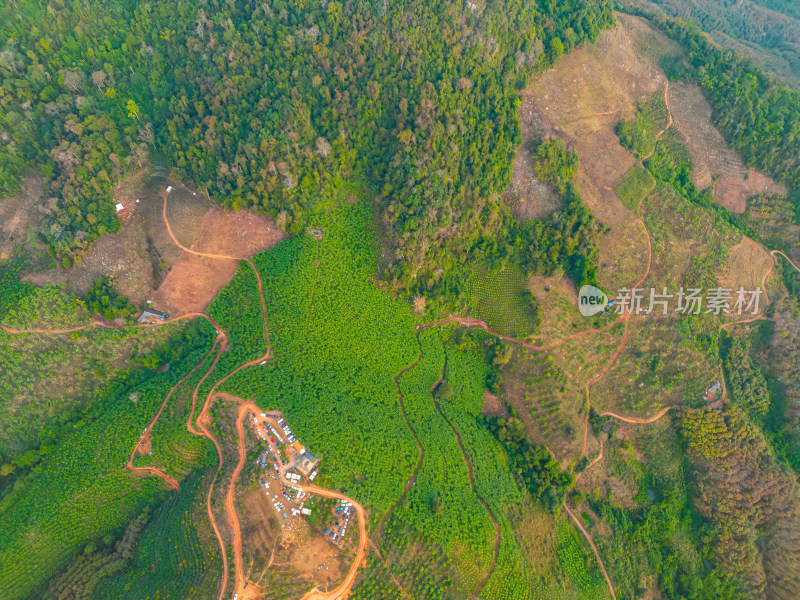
22, 175, 282, 316
665, 81, 787, 213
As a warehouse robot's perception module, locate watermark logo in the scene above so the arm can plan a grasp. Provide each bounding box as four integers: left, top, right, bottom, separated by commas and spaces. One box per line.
577, 286, 762, 317
578, 285, 610, 317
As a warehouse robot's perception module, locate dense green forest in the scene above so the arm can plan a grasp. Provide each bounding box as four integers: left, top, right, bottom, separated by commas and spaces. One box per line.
0, 0, 613, 294
485, 414, 575, 512
80, 275, 138, 321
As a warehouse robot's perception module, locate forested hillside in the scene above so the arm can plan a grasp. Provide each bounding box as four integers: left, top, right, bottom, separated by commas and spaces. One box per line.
0, 0, 613, 292
635, 12, 800, 220
626, 0, 800, 86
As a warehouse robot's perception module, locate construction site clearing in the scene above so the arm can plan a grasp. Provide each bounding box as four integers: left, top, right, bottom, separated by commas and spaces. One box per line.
251, 411, 354, 548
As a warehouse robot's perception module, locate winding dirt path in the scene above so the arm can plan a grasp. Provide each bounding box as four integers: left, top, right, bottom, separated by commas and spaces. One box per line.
414, 206, 650, 600
375, 335, 426, 538
575, 440, 604, 485
162, 187, 244, 262
577, 81, 671, 458
425, 353, 501, 593
0, 311, 220, 336
0, 319, 113, 335
412, 84, 671, 600
716, 247, 800, 400
296, 480, 368, 600
162, 186, 374, 600
125, 340, 222, 490
557, 89, 672, 599
433, 398, 501, 594
564, 404, 674, 598
720, 248, 800, 334
562, 501, 617, 600
161, 188, 274, 600
220, 398, 369, 600
599, 407, 673, 424
419, 315, 626, 354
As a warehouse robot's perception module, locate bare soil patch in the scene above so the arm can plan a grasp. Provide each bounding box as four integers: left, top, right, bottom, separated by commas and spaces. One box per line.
241, 487, 283, 563
22, 173, 282, 316
152, 255, 240, 315
0, 175, 47, 260
718, 237, 774, 293
666, 81, 786, 212
524, 14, 672, 135
481, 390, 507, 417
162, 186, 212, 252
23, 171, 169, 304
152, 201, 282, 315
573, 129, 638, 226
510, 13, 665, 337
518, 14, 676, 227
715, 172, 786, 214
192, 207, 281, 258
136, 434, 151, 457
504, 100, 560, 220
240, 485, 344, 594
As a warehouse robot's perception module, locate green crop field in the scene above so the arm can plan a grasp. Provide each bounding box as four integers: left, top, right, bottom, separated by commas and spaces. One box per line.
614, 164, 656, 211
469, 268, 540, 339
0, 274, 217, 599
221, 201, 422, 514
644, 127, 694, 184
0, 334, 215, 598
132, 349, 220, 481
219, 200, 610, 599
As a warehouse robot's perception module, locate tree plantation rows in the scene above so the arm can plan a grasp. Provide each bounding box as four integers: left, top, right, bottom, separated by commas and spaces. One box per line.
6, 190, 792, 599
216, 202, 611, 599
0, 323, 216, 598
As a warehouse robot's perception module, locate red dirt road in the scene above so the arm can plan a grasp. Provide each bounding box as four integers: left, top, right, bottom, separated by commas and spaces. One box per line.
222, 398, 370, 600
0, 319, 113, 335
563, 501, 617, 600
162, 186, 370, 600
599, 407, 673, 424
